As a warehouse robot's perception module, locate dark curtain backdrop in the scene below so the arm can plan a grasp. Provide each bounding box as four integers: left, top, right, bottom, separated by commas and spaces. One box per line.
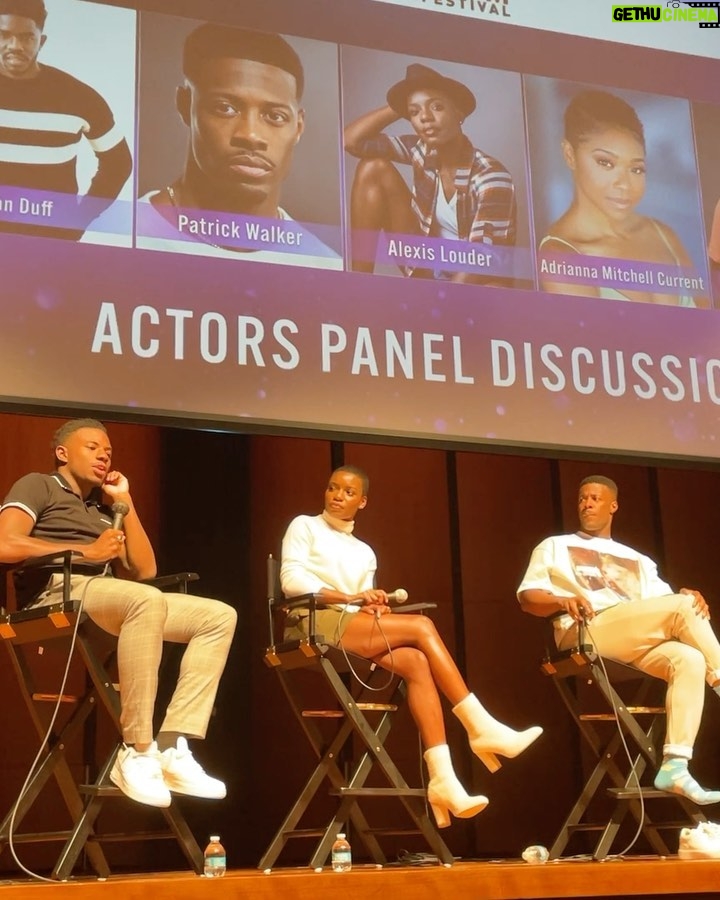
1, 410, 719, 871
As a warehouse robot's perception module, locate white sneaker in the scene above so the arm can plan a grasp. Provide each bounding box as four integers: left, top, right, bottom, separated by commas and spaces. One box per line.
160, 737, 226, 799
110, 742, 172, 808
679, 822, 720, 859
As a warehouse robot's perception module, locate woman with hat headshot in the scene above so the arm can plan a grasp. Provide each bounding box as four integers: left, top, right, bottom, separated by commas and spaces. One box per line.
343, 62, 516, 282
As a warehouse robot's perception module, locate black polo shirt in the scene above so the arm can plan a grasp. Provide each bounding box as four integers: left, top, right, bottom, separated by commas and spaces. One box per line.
1, 472, 113, 606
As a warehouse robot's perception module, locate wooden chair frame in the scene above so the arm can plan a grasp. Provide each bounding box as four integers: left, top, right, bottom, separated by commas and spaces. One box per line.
541, 621, 706, 860
0, 551, 204, 880
259, 555, 453, 870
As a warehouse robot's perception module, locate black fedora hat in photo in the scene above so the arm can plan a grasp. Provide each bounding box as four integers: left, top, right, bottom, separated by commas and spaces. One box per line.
386, 63, 476, 119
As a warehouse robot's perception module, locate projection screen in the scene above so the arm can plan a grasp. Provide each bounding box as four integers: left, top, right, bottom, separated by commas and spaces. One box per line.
1, 0, 719, 461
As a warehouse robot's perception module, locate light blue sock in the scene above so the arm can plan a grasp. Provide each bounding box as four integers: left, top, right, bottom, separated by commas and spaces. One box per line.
654, 757, 720, 806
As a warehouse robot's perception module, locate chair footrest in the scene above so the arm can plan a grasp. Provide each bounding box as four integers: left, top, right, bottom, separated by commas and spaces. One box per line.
88, 829, 191, 844
581, 707, 665, 720
607, 787, 685, 800
32, 692, 78, 703
332, 787, 426, 798
361, 827, 430, 837
355, 702, 398, 712
2, 830, 75, 843
281, 828, 327, 839
79, 783, 124, 797
302, 702, 398, 717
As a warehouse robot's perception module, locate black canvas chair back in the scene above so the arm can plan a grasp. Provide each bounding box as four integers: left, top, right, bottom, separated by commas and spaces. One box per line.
259, 554, 453, 870
540, 614, 706, 860
0, 551, 204, 879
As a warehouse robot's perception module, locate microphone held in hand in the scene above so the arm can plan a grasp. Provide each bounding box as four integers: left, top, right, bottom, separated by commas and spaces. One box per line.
387, 588, 408, 604
111, 501, 130, 531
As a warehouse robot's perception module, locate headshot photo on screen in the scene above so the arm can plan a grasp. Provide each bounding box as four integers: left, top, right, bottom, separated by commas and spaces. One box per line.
690, 101, 720, 306
0, 0, 135, 245
341, 45, 532, 289
135, 13, 343, 270
525, 77, 710, 308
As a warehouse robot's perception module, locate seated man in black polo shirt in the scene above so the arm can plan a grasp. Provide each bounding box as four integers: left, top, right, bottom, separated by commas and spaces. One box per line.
0, 418, 237, 808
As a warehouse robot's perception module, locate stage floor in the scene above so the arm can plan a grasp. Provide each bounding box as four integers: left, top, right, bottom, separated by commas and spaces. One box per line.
1, 857, 720, 900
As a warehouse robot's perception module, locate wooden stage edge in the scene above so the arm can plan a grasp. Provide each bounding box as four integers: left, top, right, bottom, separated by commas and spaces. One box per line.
2, 857, 720, 900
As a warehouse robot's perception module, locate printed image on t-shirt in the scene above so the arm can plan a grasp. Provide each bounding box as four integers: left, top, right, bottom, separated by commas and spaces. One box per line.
568, 547, 641, 603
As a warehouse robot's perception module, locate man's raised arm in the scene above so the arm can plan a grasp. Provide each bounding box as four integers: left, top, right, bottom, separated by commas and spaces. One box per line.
0, 506, 123, 566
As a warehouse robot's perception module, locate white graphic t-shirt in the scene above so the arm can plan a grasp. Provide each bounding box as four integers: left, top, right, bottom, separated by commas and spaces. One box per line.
517, 533, 672, 632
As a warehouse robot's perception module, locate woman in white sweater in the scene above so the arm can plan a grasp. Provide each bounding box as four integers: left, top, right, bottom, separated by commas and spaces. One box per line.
280, 464, 542, 829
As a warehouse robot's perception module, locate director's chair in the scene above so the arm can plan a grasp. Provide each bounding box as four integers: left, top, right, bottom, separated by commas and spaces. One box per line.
259, 555, 454, 870
0, 550, 204, 879
541, 614, 706, 860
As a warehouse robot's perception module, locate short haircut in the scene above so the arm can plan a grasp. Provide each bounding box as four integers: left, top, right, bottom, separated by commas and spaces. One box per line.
52, 418, 107, 455
579, 475, 618, 498
332, 464, 369, 497
564, 89, 645, 151
0, 0, 47, 28
183, 24, 304, 99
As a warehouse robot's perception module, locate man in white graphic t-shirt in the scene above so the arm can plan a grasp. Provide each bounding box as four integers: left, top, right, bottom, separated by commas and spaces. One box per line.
518, 474, 720, 807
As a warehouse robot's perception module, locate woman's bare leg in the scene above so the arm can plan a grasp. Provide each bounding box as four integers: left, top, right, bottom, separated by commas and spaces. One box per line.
342, 612, 543, 771
341, 612, 470, 705
371, 645, 446, 747
370, 645, 488, 827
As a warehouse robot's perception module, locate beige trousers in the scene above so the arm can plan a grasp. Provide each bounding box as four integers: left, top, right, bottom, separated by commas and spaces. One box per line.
41, 574, 237, 745
559, 593, 720, 758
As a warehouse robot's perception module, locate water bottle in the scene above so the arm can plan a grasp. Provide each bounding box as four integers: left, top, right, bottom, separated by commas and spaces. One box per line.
331, 833, 352, 872
521, 844, 549, 865
203, 835, 227, 877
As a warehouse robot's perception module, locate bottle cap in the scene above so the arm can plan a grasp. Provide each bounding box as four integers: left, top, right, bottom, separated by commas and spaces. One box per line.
336, 833, 345, 839
209, 835, 220, 842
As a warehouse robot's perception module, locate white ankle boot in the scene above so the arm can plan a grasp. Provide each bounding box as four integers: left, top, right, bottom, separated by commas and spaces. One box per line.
452, 693, 543, 773
424, 744, 488, 829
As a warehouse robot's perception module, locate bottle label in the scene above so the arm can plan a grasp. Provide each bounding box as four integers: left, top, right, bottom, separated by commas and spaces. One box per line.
205, 856, 226, 868
332, 851, 351, 863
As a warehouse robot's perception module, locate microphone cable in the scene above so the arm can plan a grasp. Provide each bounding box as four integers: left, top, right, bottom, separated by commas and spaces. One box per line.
358, 593, 430, 692
7, 566, 110, 883
337, 602, 395, 691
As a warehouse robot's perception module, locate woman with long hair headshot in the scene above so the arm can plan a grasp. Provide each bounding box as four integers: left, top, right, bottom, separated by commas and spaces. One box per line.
538, 89, 708, 307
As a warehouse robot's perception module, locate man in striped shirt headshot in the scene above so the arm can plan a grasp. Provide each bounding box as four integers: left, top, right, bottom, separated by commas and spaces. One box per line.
0, 0, 131, 240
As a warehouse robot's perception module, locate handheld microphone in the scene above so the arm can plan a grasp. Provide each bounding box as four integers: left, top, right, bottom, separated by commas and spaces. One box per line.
111, 501, 130, 531
387, 588, 408, 604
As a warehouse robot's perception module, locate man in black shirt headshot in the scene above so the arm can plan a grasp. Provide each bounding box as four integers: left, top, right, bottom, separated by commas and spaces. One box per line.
136, 23, 341, 268
0, 0, 132, 239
